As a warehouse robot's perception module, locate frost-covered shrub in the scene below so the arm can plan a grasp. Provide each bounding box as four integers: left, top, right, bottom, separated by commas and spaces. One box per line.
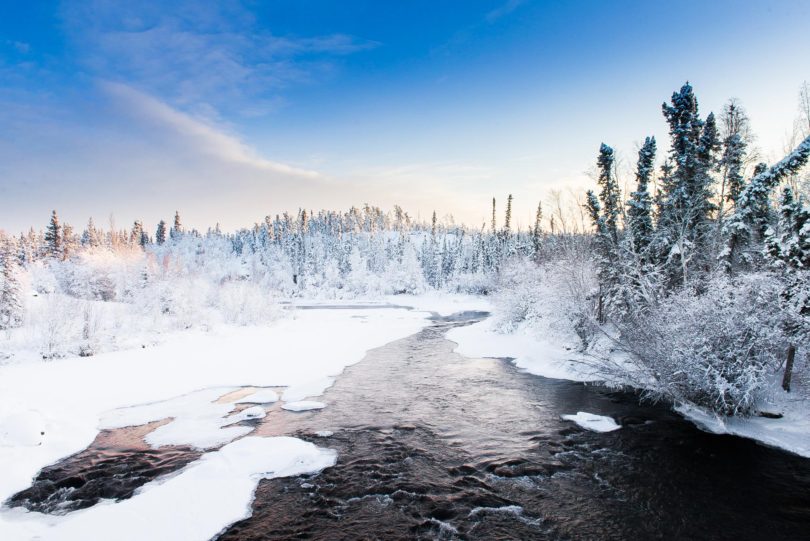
492, 257, 544, 332
214, 281, 279, 325
619, 273, 788, 415
452, 272, 495, 295
34, 295, 82, 359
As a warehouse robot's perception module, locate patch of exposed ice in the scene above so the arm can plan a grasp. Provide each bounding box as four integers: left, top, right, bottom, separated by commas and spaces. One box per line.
282, 401, 326, 412
100, 387, 255, 450
234, 389, 279, 404
561, 412, 621, 432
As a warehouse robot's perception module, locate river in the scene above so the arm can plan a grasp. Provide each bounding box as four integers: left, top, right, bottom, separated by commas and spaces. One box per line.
9, 310, 810, 540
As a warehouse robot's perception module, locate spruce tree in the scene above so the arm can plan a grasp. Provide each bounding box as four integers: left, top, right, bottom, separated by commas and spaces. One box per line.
171, 211, 182, 240
532, 201, 543, 254
156, 220, 167, 245
723, 135, 810, 271
596, 144, 620, 244
657, 83, 719, 284
504, 194, 513, 236
491, 197, 496, 233
131, 220, 144, 248
44, 210, 62, 258
627, 137, 656, 256
0, 238, 24, 330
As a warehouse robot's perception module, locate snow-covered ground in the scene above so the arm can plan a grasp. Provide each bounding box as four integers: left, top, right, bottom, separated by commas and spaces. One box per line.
446, 316, 598, 382
0, 303, 431, 540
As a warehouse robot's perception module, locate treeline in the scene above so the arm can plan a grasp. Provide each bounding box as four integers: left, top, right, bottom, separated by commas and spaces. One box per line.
0, 197, 561, 333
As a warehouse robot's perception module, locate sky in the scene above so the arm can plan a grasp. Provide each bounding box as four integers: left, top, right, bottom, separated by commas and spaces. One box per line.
0, 0, 808, 234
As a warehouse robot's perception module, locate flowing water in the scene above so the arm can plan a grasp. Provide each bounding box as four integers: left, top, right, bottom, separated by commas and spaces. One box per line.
8, 310, 810, 540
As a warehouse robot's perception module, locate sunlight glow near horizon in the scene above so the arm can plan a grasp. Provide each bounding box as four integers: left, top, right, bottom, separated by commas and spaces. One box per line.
0, 0, 808, 234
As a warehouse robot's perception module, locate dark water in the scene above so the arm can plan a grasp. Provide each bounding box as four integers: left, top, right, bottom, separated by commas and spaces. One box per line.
218, 312, 810, 540
8, 311, 810, 539
6, 420, 202, 514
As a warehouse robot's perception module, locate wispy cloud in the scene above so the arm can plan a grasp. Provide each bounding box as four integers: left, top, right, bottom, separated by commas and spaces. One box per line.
485, 0, 526, 23
102, 81, 320, 178
59, 0, 378, 117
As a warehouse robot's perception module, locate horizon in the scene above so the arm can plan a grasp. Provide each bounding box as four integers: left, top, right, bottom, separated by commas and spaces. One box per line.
1, 0, 809, 234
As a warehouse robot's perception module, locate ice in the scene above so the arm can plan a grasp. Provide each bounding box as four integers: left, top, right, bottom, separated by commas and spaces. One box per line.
283, 401, 327, 412
234, 389, 279, 404
561, 412, 621, 432
100, 387, 255, 450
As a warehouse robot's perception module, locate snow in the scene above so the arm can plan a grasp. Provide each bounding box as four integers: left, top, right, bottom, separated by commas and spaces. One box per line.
282, 401, 327, 412
446, 317, 598, 382
0, 411, 46, 447
677, 402, 810, 458
4, 437, 336, 541
0, 305, 430, 540
561, 412, 621, 432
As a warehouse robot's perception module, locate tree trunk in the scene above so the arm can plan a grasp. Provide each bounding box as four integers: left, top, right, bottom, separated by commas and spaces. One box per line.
782, 344, 796, 392
597, 286, 604, 325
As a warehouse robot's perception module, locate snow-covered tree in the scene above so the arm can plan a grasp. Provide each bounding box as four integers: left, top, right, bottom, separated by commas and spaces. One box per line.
171, 211, 183, 240
156, 220, 167, 245
627, 136, 656, 256
44, 210, 62, 259
0, 238, 24, 330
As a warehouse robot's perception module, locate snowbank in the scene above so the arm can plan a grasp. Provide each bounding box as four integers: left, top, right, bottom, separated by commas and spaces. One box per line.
677, 402, 810, 458
561, 412, 621, 432
446, 317, 598, 382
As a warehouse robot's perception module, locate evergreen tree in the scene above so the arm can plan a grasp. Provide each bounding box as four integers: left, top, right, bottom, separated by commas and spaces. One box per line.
656, 83, 719, 284
131, 220, 145, 248
156, 220, 167, 245
171, 211, 183, 240
491, 197, 497, 233
532, 201, 543, 254
766, 186, 810, 269
504, 194, 513, 236
723, 135, 810, 271
627, 137, 656, 256
596, 144, 620, 244
44, 210, 62, 258
0, 238, 24, 330
719, 100, 750, 208
62, 223, 77, 260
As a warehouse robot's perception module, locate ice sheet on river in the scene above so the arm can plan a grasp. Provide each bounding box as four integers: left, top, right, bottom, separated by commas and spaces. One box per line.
561, 411, 621, 432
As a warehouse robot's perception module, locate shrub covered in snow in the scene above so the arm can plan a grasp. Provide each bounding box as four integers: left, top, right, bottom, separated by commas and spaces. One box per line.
618, 273, 789, 415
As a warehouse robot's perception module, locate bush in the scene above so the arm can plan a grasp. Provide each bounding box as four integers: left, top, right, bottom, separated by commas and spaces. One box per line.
619, 273, 789, 415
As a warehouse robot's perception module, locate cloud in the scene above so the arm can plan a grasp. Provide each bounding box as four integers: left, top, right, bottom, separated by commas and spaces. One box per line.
101, 81, 320, 178
59, 0, 377, 117
485, 0, 526, 23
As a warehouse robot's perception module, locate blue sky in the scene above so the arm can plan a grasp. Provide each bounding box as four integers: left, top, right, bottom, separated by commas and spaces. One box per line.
1, 0, 808, 232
